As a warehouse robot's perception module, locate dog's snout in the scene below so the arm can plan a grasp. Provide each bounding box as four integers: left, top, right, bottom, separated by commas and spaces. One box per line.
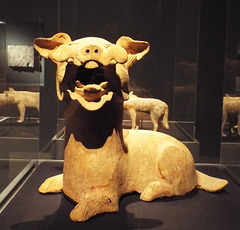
84, 45, 100, 55
78, 44, 104, 66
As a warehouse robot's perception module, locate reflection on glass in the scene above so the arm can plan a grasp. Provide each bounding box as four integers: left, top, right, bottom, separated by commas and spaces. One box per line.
221, 0, 240, 184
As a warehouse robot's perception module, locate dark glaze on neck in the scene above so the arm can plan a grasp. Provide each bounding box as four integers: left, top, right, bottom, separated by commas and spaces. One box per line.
64, 64, 127, 152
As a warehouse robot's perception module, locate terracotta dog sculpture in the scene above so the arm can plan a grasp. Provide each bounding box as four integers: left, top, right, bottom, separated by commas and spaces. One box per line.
222, 94, 240, 136
34, 33, 228, 222
124, 91, 169, 131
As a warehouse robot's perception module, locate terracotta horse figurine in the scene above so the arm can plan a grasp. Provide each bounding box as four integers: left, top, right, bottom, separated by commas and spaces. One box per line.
34, 33, 228, 222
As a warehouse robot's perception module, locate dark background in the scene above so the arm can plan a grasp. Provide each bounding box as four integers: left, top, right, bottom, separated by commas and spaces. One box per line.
0, 0, 239, 160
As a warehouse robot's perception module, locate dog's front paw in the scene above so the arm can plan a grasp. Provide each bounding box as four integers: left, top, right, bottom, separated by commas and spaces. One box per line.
39, 174, 63, 193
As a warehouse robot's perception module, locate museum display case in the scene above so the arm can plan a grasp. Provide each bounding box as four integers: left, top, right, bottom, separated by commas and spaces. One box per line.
220, 0, 240, 186
0, 0, 239, 229
0, 1, 40, 208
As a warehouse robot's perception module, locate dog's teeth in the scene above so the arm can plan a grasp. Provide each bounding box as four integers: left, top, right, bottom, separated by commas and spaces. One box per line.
76, 81, 85, 88
75, 87, 84, 93
100, 81, 108, 89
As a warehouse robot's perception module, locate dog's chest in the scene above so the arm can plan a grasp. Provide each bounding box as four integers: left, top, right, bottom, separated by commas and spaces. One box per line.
63, 131, 124, 185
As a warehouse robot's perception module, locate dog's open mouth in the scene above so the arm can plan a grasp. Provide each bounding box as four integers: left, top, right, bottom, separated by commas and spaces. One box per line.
75, 80, 108, 102
66, 61, 114, 111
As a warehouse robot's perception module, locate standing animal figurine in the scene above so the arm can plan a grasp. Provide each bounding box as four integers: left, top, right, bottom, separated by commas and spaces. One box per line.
222, 94, 240, 137
123, 91, 169, 131
34, 33, 228, 222
3, 88, 39, 123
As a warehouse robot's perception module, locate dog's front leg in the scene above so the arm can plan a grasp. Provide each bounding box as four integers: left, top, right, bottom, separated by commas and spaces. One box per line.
70, 190, 119, 222
17, 102, 26, 123
39, 174, 63, 193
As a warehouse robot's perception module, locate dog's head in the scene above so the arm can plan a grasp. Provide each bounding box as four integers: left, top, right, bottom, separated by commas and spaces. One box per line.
1, 88, 17, 105
34, 33, 149, 110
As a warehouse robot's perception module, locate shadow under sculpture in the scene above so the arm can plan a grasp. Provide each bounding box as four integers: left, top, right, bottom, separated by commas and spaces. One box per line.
33, 33, 228, 222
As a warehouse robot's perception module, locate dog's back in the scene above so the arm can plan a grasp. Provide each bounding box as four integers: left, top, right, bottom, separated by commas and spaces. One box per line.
223, 95, 240, 113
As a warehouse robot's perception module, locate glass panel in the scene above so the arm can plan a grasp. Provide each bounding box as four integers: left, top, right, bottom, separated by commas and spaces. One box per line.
221, 0, 240, 183
0, 14, 8, 195
173, 0, 199, 129
43, 0, 199, 162
0, 0, 40, 203
172, 0, 199, 160
36, 0, 200, 162
0, 0, 201, 204
38, 0, 61, 160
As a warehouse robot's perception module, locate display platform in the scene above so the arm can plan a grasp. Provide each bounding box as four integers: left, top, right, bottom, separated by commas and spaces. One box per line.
221, 123, 240, 164
222, 123, 240, 143
0, 160, 31, 194
0, 162, 239, 230
224, 164, 240, 186
0, 117, 39, 158
0, 117, 39, 138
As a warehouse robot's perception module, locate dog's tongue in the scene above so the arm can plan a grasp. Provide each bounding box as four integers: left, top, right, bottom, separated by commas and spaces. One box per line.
74, 81, 108, 102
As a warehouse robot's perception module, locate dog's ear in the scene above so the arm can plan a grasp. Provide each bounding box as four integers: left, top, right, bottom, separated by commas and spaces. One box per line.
116, 36, 150, 62
34, 33, 72, 59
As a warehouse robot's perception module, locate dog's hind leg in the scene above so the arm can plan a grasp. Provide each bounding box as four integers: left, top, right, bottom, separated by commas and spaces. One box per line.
150, 112, 159, 131
128, 108, 138, 129
162, 104, 169, 129
140, 180, 174, 201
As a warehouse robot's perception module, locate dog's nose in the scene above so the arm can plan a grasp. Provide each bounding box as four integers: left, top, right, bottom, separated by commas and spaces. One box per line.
84, 45, 101, 55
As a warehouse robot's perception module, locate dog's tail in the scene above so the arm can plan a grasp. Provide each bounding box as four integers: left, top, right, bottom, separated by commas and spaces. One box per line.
162, 104, 169, 129
196, 170, 228, 192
